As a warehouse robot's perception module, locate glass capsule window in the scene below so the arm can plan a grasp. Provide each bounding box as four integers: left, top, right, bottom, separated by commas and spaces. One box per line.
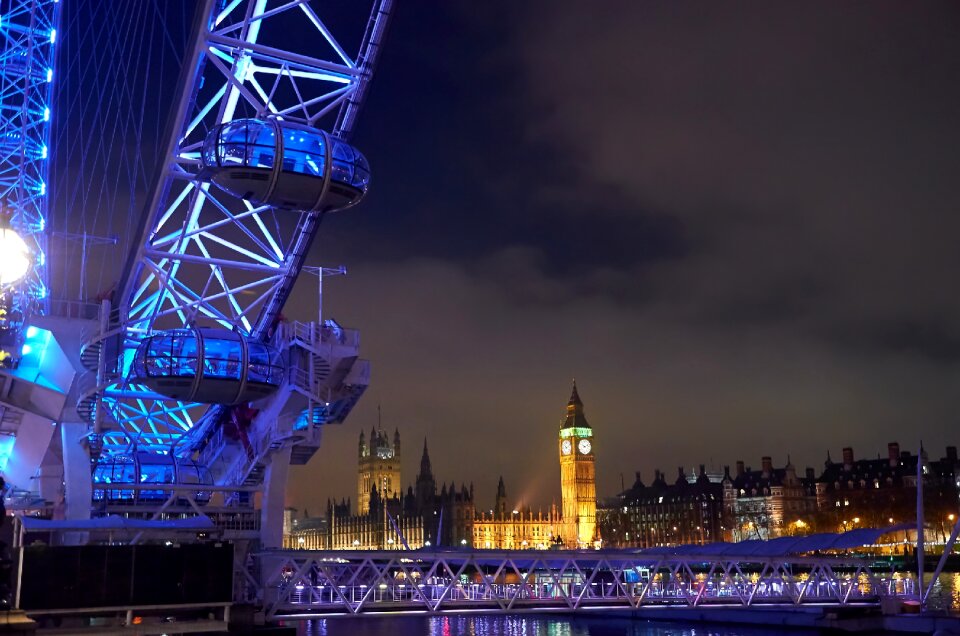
132, 328, 284, 405
133, 329, 199, 379
203, 119, 277, 169
138, 454, 176, 502
203, 335, 244, 381
202, 118, 369, 191
92, 453, 213, 504
92, 454, 136, 502
331, 138, 370, 189
248, 341, 283, 385
281, 129, 326, 176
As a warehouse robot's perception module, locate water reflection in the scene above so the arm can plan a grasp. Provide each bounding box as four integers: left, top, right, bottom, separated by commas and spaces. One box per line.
295, 573, 960, 636
296, 615, 825, 636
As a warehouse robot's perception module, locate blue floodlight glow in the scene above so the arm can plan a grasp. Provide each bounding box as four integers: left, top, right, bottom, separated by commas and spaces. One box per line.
25, 326, 38, 338
0, 0, 61, 368
0, 435, 14, 472
21, 344, 31, 355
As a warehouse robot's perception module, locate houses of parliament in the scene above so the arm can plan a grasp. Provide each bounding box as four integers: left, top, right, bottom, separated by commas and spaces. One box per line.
284, 383, 598, 550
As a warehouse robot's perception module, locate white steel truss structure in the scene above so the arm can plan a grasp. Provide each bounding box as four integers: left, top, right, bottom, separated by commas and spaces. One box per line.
0, 0, 61, 319
253, 549, 916, 619
81, 0, 391, 455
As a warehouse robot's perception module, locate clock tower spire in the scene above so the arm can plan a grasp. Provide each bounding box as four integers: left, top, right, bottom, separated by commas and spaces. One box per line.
558, 381, 596, 548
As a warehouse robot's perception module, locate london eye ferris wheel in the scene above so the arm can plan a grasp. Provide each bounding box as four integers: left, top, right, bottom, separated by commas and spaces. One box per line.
0, 0, 392, 546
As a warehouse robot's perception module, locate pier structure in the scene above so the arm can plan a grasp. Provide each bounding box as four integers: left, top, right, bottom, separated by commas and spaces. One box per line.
255, 547, 910, 619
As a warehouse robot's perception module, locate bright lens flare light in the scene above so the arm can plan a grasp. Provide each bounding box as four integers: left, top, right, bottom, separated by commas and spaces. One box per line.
0, 228, 31, 286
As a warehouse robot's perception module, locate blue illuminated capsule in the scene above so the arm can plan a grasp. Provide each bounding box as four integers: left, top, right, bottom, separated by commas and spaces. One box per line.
201, 118, 370, 212
130, 327, 283, 404
92, 451, 213, 505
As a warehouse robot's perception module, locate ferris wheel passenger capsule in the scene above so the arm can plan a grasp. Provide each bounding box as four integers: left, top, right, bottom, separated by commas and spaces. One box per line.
200, 118, 370, 212
130, 327, 283, 405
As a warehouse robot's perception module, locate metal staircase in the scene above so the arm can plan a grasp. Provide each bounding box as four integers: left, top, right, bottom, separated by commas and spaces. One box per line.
198, 320, 369, 487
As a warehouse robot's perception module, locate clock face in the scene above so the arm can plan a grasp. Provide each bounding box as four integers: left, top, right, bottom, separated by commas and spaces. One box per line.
561, 439, 572, 455
578, 439, 592, 455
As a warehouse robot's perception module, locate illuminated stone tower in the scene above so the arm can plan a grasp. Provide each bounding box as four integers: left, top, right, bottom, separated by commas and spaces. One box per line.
558, 382, 596, 547
357, 426, 401, 514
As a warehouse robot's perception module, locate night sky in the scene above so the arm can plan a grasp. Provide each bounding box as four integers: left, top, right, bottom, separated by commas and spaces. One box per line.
287, 0, 960, 514
51, 2, 960, 515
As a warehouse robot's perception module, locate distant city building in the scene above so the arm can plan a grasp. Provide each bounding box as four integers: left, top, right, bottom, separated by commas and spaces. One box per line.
284, 507, 328, 549
286, 384, 601, 550
472, 477, 563, 549
600, 442, 960, 549
813, 443, 960, 541
722, 457, 818, 541
598, 466, 724, 548
357, 425, 401, 515
285, 432, 473, 549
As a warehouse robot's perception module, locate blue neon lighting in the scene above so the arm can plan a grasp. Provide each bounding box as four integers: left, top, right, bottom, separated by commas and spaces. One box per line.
0, 0, 59, 336
0, 435, 14, 472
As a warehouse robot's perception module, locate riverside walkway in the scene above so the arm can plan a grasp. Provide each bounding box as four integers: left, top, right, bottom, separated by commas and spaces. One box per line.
255, 540, 915, 620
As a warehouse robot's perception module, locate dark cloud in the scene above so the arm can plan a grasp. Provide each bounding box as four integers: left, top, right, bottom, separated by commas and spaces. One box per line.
113, 0, 955, 511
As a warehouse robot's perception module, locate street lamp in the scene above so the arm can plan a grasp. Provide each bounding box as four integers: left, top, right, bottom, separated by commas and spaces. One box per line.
0, 227, 30, 286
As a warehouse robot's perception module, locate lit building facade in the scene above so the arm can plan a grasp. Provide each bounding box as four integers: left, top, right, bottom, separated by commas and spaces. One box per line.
722, 457, 818, 541
287, 385, 601, 550
286, 434, 474, 549
472, 477, 563, 549
357, 426, 401, 515
558, 383, 597, 548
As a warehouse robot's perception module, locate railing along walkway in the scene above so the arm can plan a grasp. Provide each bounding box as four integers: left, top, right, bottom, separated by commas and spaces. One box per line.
254, 548, 914, 619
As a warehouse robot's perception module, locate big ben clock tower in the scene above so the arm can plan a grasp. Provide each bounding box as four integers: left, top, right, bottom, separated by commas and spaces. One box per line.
558, 381, 596, 548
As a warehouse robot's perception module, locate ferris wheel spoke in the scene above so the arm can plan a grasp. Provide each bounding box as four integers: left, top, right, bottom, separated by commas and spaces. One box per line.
197, 230, 282, 269
248, 206, 285, 261
204, 50, 270, 117
150, 274, 280, 325
297, 3, 355, 68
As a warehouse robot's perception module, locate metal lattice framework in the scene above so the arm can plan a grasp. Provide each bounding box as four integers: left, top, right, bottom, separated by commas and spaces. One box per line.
0, 0, 60, 317
83, 0, 391, 454
254, 549, 915, 619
